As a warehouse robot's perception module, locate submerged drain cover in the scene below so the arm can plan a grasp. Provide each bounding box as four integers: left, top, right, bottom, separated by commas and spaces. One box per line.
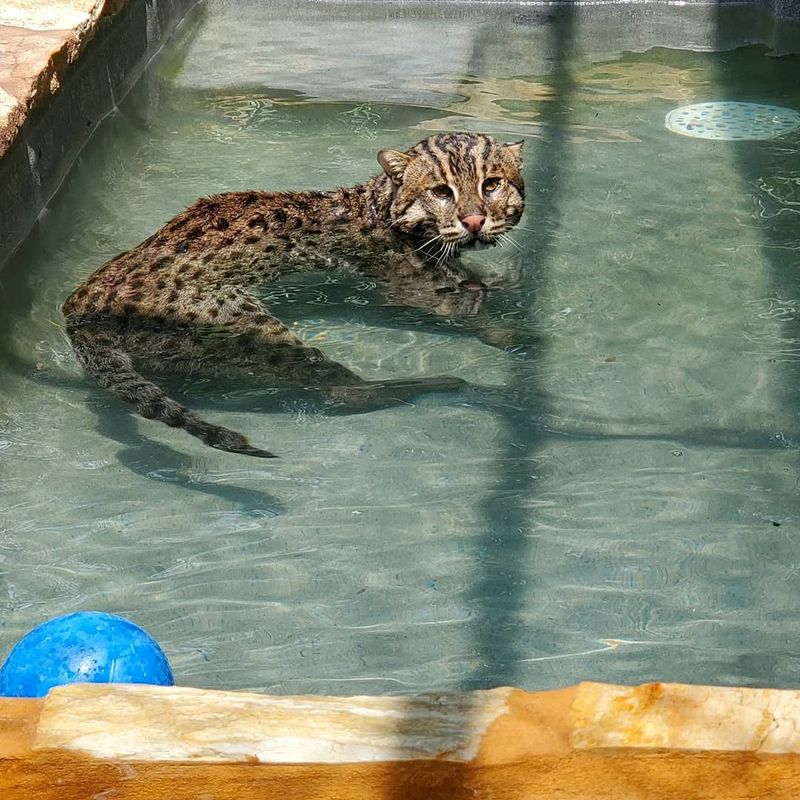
665, 101, 800, 141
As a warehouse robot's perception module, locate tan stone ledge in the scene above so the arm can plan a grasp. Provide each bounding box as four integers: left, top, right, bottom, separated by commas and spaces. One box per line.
0, 0, 125, 156
1, 681, 800, 798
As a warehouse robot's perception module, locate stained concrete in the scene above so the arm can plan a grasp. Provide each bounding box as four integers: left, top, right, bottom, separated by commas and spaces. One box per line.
0, 0, 198, 265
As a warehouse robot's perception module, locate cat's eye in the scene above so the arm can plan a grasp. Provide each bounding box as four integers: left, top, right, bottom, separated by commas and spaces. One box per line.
482, 177, 502, 194
431, 185, 454, 200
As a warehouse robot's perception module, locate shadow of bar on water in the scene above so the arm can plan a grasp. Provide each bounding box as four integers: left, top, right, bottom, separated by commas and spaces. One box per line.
383, 3, 578, 797
711, 1, 800, 683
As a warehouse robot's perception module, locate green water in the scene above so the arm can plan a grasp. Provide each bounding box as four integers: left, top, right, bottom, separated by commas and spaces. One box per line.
1, 1, 800, 693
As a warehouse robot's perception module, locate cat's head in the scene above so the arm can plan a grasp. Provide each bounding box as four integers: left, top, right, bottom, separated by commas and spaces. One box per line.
378, 133, 524, 253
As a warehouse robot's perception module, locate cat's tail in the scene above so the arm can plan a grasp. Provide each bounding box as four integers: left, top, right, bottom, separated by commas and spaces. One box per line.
66, 319, 276, 458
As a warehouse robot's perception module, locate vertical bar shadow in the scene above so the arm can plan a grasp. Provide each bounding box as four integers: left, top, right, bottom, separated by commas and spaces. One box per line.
712, 2, 800, 683
464, 0, 577, 694
385, 3, 577, 798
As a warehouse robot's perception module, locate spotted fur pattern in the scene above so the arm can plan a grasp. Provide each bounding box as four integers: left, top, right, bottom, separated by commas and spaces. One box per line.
63, 132, 525, 457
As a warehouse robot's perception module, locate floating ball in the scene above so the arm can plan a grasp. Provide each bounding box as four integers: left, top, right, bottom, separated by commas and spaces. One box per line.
0, 611, 174, 698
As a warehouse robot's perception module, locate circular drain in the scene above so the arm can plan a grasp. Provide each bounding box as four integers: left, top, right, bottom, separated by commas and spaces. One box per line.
665, 101, 800, 141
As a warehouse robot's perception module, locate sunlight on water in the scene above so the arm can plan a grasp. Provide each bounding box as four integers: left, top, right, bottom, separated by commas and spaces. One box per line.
1, 1, 800, 693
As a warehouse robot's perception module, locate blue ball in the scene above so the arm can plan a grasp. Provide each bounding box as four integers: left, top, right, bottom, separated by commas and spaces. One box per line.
0, 611, 174, 697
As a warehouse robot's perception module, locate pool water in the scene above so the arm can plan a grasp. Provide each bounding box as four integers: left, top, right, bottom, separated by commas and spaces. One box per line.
2, 0, 800, 694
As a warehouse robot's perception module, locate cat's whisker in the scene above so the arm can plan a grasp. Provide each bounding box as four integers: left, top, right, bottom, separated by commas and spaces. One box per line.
499, 233, 522, 251
413, 234, 443, 255
497, 231, 517, 246
427, 239, 446, 267
436, 241, 455, 268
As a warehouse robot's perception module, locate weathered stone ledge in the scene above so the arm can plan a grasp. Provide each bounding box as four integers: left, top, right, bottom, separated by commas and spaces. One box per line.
0, 0, 124, 157
2, 681, 800, 798
0, 0, 198, 265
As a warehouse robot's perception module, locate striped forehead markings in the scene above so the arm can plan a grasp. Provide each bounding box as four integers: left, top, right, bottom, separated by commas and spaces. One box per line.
418, 138, 448, 183
407, 134, 507, 198
429, 136, 459, 186
435, 134, 490, 187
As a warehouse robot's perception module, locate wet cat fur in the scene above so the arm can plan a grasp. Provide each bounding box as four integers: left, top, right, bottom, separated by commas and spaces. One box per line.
62, 132, 525, 457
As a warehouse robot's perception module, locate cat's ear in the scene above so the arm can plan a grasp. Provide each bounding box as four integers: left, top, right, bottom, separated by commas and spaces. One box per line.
377, 149, 413, 183
502, 140, 524, 164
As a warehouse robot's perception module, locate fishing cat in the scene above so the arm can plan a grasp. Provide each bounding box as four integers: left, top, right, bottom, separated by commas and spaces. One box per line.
62, 132, 525, 457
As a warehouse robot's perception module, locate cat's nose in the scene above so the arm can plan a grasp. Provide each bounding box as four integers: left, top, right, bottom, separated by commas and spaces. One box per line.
461, 214, 486, 233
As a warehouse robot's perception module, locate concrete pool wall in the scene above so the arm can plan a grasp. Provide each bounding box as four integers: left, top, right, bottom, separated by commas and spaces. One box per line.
0, 0, 200, 264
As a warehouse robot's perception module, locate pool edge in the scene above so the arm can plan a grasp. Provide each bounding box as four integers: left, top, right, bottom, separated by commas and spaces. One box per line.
1, 681, 799, 798
0, 0, 202, 269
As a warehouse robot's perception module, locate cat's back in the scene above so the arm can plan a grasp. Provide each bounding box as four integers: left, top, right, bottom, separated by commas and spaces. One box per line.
62, 188, 345, 317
